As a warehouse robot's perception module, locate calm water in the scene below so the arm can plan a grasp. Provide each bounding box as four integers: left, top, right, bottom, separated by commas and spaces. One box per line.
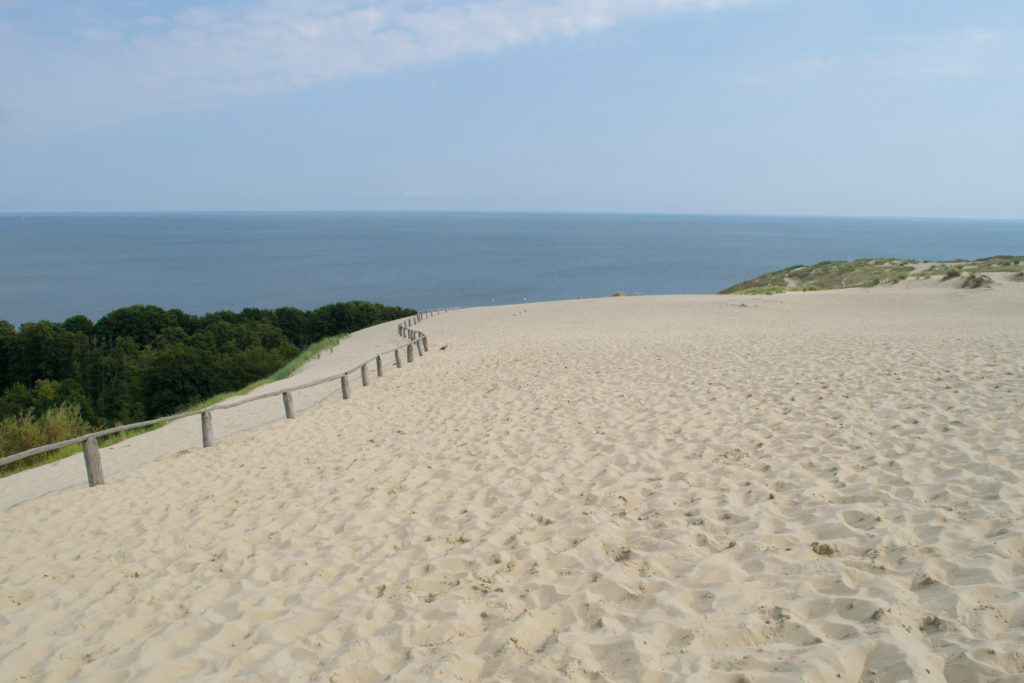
1, 212, 1022, 326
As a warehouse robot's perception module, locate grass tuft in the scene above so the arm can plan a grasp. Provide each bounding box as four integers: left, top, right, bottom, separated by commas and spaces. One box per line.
962, 273, 993, 289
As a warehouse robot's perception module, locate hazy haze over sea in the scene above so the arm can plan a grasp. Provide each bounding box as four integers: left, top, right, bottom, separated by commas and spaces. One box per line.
2, 212, 1023, 326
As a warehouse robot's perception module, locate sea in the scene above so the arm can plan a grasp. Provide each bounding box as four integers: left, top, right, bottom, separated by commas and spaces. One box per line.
1, 212, 1022, 326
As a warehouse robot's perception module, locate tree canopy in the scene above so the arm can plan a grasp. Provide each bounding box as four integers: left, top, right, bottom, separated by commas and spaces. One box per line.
0, 301, 416, 429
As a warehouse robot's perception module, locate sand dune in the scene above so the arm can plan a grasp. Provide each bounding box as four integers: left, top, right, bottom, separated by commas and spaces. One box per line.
2, 285, 1024, 681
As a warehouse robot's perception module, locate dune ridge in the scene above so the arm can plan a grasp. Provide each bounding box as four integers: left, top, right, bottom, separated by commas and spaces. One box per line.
2, 285, 1023, 681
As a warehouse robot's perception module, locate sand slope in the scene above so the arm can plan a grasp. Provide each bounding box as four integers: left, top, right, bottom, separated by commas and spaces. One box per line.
2, 287, 1024, 681
0, 318, 413, 510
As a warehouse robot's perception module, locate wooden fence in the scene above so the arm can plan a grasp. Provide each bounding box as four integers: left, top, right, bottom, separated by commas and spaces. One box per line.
0, 308, 456, 488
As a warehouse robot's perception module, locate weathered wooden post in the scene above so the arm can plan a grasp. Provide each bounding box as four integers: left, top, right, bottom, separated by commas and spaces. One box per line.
376, 354, 384, 377
407, 343, 415, 363
361, 363, 370, 386
82, 436, 104, 487
395, 348, 403, 368
341, 373, 351, 399
283, 391, 296, 419
415, 337, 423, 356
202, 411, 214, 447
421, 335, 429, 352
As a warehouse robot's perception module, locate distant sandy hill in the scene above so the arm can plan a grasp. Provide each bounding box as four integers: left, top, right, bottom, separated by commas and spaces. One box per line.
720, 255, 1024, 294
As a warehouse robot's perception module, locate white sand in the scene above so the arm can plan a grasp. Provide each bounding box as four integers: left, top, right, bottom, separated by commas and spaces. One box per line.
2, 283, 1024, 681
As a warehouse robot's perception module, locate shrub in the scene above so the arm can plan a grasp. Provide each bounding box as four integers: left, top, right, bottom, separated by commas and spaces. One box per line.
0, 403, 91, 474
962, 273, 993, 289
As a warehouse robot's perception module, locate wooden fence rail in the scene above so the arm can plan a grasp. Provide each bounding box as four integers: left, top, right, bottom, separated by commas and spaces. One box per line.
0, 307, 458, 486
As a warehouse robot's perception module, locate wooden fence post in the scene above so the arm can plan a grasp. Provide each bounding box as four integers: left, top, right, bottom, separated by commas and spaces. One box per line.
395, 348, 403, 368
202, 411, 214, 447
361, 363, 370, 386
407, 343, 415, 363
416, 337, 423, 356
376, 354, 384, 377
282, 392, 296, 419
421, 335, 429, 352
341, 374, 351, 399
82, 436, 104, 487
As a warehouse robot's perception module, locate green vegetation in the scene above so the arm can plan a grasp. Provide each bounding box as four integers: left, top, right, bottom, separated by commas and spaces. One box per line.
720, 256, 1024, 295
0, 403, 90, 475
963, 273, 994, 289
730, 286, 789, 296
0, 301, 415, 466
0, 409, 157, 479
720, 258, 918, 294
914, 255, 1024, 280
186, 334, 346, 413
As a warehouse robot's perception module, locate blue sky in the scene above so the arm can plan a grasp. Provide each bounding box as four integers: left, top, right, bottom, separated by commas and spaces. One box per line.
1, 0, 1022, 218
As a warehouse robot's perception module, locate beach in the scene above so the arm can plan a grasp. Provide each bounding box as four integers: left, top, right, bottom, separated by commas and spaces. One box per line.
2, 281, 1024, 681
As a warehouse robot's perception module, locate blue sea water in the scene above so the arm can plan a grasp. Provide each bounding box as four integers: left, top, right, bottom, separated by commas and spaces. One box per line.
1, 212, 1022, 326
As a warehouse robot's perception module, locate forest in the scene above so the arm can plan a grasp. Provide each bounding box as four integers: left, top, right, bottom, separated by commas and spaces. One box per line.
0, 301, 415, 459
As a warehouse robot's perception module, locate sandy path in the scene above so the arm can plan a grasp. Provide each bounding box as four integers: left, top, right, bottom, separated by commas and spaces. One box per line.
1, 288, 1023, 681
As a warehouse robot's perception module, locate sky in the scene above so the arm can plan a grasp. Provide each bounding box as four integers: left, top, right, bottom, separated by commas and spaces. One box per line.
1, 0, 1022, 218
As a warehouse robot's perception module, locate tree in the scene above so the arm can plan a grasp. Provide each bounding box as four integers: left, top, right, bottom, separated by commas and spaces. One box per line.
140, 344, 216, 417
94, 305, 178, 347
0, 319, 15, 389
274, 306, 309, 347
62, 315, 94, 335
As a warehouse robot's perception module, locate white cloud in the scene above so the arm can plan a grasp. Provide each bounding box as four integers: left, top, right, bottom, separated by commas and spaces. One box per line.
0, 0, 757, 132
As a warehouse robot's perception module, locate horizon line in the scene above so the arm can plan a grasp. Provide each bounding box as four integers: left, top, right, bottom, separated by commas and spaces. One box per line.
2, 209, 1023, 223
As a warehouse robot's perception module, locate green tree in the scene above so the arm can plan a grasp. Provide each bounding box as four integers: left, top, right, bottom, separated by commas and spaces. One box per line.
140, 344, 216, 416
95, 305, 178, 347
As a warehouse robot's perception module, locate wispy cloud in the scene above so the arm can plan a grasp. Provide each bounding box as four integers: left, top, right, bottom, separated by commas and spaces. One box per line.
739, 26, 1008, 85
870, 27, 1005, 78
0, 0, 756, 132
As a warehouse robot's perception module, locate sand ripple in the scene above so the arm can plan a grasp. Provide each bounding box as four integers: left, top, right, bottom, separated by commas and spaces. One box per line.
2, 289, 1023, 681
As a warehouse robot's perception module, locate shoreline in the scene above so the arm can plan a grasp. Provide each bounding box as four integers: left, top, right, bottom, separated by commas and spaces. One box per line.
2, 285, 1023, 680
